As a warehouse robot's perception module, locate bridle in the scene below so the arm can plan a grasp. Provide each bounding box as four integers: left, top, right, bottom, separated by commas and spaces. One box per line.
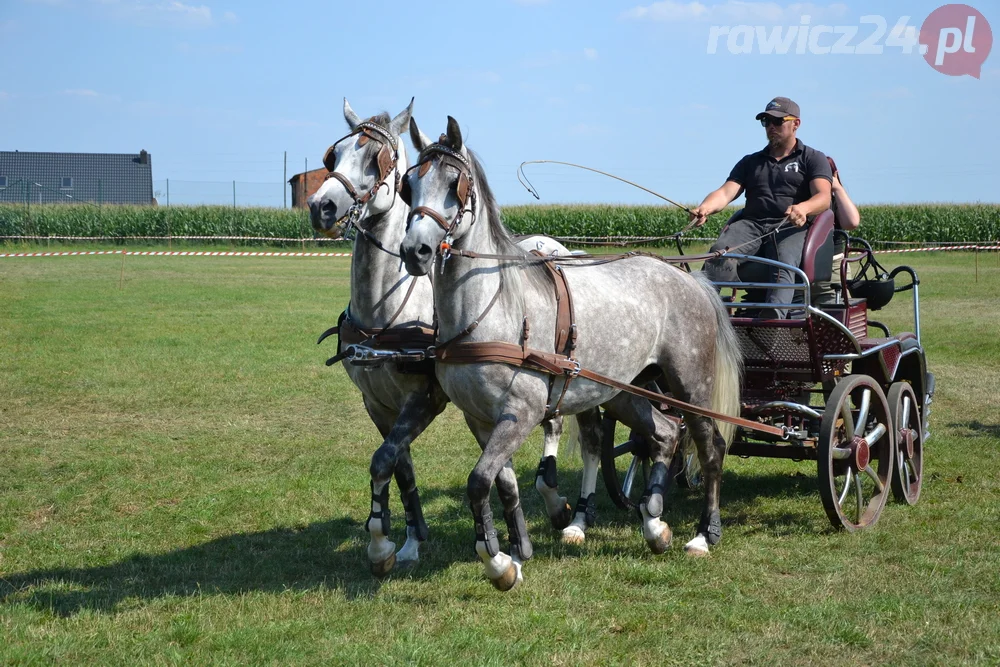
318, 119, 403, 249
402, 142, 477, 268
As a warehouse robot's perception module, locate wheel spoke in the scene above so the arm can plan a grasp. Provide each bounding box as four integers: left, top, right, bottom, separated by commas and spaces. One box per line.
854, 471, 864, 520
863, 464, 885, 493
838, 467, 854, 507
622, 456, 640, 497
864, 423, 887, 448
856, 388, 871, 436
901, 395, 911, 428
831, 446, 852, 461
905, 458, 916, 485
840, 400, 856, 440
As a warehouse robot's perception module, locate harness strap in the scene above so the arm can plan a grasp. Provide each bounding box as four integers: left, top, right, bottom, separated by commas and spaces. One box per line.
434, 270, 505, 350
435, 340, 784, 437
409, 204, 457, 233
339, 317, 436, 349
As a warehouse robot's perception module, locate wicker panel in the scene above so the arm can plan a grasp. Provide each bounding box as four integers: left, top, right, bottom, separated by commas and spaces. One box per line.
735, 325, 812, 370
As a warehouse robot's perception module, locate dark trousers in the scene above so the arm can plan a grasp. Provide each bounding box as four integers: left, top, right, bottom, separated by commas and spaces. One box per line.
704, 217, 808, 319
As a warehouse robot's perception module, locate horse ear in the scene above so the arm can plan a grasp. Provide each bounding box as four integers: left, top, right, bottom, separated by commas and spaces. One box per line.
446, 116, 463, 152
391, 97, 414, 137
410, 116, 432, 153
343, 98, 361, 130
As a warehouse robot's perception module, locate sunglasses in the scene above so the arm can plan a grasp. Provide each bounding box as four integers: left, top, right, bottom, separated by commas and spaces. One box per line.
760, 115, 797, 128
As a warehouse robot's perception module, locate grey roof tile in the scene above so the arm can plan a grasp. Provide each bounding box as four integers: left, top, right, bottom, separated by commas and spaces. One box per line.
0, 151, 154, 205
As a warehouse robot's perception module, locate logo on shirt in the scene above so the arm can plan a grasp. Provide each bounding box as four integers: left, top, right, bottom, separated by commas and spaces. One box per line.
784, 162, 800, 173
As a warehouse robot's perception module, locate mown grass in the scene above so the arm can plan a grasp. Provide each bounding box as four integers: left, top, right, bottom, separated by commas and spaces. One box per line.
1, 247, 999, 665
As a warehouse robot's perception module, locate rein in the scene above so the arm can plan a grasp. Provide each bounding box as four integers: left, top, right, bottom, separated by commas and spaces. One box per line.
400, 142, 790, 438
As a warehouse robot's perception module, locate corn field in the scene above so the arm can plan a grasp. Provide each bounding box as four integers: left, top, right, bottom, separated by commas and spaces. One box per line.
1, 203, 997, 246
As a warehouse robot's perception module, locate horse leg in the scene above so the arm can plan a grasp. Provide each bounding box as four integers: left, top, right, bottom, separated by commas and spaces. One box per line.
605, 393, 682, 554
496, 460, 532, 565
366, 391, 444, 575
534, 415, 574, 530
464, 410, 541, 591
683, 417, 726, 557
561, 407, 603, 546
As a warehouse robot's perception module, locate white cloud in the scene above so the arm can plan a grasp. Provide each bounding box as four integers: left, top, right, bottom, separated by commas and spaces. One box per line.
574, 83, 593, 93
222, 10, 237, 22
94, 0, 215, 29
63, 88, 100, 97
583, 47, 599, 60
622, 1, 849, 24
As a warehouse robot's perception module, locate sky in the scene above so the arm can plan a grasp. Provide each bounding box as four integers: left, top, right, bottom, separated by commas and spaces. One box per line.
1, 0, 998, 207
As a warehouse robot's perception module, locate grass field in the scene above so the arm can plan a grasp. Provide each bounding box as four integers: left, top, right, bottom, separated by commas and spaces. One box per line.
2, 246, 999, 665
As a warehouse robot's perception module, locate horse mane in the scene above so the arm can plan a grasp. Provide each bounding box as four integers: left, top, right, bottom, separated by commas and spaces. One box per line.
462, 147, 554, 299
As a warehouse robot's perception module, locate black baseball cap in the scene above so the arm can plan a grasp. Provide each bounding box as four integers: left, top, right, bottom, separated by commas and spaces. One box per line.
755, 97, 800, 120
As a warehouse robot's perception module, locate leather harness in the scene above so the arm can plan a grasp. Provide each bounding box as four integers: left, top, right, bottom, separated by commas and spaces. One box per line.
400, 141, 787, 437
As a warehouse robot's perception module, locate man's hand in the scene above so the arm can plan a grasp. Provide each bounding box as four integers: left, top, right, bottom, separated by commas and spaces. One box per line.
785, 203, 809, 227
688, 205, 711, 227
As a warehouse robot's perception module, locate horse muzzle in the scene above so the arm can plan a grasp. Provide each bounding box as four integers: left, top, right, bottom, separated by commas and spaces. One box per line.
400, 240, 434, 276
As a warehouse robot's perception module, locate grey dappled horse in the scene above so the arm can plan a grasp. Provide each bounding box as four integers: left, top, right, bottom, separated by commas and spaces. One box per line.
399, 116, 743, 590
309, 100, 595, 576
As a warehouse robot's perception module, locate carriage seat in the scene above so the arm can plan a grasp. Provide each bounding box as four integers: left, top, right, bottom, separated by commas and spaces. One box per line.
729, 209, 836, 284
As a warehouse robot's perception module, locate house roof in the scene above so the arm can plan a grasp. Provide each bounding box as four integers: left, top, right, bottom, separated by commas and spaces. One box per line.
288, 167, 327, 184
0, 150, 154, 205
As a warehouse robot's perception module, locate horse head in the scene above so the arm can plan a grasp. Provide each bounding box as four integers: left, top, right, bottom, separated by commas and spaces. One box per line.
399, 116, 478, 276
308, 97, 413, 239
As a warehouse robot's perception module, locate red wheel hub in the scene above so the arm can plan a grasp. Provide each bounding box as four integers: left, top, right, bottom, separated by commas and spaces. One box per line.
899, 428, 915, 459
851, 435, 870, 471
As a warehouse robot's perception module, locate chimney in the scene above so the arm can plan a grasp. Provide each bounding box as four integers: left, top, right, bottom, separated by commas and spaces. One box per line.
138, 149, 150, 165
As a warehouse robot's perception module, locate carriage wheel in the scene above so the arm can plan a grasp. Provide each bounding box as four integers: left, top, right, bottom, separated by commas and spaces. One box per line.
818, 374, 895, 531
600, 415, 651, 511
888, 382, 923, 505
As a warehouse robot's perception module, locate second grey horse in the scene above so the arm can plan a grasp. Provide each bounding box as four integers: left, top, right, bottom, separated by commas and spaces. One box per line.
399, 116, 743, 590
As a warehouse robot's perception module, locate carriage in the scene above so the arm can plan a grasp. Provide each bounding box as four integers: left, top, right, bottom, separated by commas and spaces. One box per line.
601, 209, 934, 532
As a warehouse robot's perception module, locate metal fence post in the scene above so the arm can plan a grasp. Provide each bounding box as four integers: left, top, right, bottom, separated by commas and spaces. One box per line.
166, 178, 170, 206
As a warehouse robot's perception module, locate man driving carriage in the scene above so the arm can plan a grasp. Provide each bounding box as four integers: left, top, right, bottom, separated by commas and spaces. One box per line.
689, 97, 833, 318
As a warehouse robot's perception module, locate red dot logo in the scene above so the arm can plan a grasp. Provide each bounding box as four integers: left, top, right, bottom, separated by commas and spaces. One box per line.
920, 4, 993, 78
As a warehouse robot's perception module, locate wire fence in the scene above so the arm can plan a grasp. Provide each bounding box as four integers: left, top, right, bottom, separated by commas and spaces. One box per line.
0, 177, 294, 208
152, 180, 290, 208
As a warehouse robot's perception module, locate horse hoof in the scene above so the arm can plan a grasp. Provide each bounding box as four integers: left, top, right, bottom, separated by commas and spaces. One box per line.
490, 562, 520, 592
646, 526, 672, 554
550, 502, 573, 531
561, 525, 585, 546
684, 535, 710, 558
370, 552, 396, 577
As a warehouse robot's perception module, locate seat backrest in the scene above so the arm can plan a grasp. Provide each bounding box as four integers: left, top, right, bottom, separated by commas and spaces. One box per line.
726, 209, 835, 283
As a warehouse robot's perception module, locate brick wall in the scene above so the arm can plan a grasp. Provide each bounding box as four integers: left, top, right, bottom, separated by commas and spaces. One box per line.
289, 168, 329, 208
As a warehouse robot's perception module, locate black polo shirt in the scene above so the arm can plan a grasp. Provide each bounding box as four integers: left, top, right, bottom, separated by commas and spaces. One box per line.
727, 139, 832, 222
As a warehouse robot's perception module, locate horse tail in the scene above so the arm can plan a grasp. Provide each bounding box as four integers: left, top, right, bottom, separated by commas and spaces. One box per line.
563, 414, 581, 460
692, 271, 744, 447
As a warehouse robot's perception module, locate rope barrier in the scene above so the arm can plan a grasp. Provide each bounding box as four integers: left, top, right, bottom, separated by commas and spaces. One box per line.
2, 244, 997, 260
